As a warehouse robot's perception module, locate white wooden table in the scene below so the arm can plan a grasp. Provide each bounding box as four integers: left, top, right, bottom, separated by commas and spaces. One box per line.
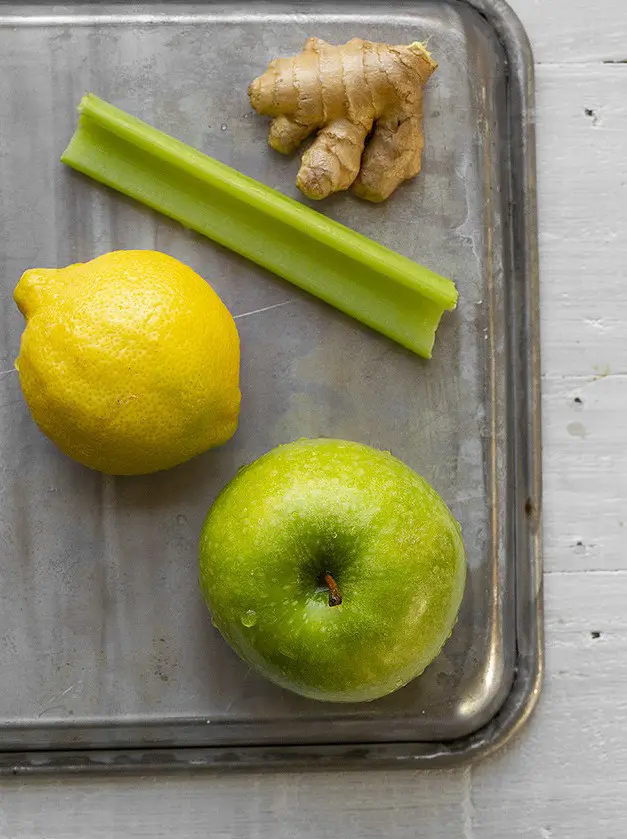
1, 1, 625, 835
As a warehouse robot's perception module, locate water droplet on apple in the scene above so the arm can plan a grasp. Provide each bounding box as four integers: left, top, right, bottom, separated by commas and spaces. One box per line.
240, 610, 257, 628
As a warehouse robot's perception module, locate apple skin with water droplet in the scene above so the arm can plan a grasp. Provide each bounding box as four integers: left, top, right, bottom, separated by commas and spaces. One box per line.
198, 438, 466, 703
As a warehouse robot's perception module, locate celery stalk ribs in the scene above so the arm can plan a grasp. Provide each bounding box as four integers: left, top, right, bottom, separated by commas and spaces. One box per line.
61, 94, 457, 359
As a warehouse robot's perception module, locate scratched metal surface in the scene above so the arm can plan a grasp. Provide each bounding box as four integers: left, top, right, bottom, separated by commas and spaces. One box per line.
0, 0, 541, 769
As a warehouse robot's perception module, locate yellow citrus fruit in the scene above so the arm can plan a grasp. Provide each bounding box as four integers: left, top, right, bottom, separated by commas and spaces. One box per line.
14, 250, 241, 475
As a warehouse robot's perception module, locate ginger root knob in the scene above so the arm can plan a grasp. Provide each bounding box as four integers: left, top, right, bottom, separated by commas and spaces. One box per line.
248, 37, 437, 203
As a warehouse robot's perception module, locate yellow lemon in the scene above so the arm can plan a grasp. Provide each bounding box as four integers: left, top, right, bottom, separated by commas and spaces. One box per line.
14, 250, 241, 475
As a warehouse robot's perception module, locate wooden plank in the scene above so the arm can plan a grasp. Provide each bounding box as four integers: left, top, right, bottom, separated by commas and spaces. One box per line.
509, 0, 627, 64
543, 375, 627, 573
0, 768, 469, 839
472, 571, 627, 838
533, 63, 627, 576
535, 65, 627, 380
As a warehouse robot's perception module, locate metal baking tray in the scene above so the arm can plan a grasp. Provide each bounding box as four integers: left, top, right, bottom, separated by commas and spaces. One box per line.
0, 0, 542, 772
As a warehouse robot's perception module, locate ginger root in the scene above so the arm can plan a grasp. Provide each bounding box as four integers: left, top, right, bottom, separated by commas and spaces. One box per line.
248, 37, 437, 202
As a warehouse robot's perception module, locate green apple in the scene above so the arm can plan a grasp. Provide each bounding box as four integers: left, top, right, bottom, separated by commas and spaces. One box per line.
199, 438, 466, 702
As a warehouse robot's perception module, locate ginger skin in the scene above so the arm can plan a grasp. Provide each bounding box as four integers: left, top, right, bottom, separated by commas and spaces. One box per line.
248, 37, 437, 202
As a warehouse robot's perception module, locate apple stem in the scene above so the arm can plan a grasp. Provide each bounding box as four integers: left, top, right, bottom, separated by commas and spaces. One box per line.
322, 572, 342, 607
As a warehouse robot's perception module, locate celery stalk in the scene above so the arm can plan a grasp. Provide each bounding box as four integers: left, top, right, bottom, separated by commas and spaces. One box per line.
61, 94, 457, 358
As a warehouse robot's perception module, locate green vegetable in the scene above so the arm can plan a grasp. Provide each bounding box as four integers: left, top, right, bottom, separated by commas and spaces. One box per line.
61, 94, 457, 358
